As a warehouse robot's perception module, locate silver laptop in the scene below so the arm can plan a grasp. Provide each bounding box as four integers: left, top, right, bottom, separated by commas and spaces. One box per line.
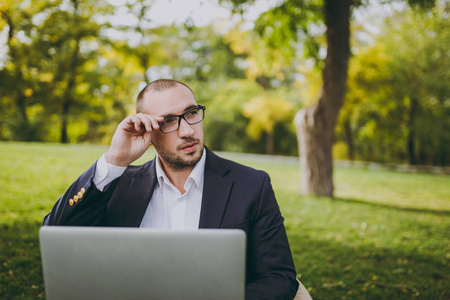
39, 226, 246, 300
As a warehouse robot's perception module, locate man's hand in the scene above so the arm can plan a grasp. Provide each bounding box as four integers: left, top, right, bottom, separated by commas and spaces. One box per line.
105, 113, 164, 167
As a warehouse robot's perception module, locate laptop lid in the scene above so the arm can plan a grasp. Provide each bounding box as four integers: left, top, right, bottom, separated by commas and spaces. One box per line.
39, 226, 246, 300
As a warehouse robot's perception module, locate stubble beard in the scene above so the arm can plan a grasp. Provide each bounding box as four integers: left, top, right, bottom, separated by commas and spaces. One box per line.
153, 137, 204, 172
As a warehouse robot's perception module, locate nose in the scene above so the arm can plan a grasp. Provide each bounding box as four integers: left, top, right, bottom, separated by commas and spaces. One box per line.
178, 118, 195, 137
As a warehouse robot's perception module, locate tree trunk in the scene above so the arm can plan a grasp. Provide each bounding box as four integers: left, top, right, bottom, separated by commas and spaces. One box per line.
60, 0, 80, 143
2, 9, 30, 130
266, 131, 274, 155
16, 93, 28, 124
60, 115, 69, 144
59, 61, 77, 143
344, 117, 354, 161
294, 0, 352, 197
407, 96, 417, 165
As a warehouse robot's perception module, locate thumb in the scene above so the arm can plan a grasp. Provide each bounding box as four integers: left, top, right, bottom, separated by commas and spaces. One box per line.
145, 131, 153, 147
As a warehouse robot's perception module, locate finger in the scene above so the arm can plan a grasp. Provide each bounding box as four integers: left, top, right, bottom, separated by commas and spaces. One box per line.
148, 115, 164, 131
136, 113, 157, 131
144, 131, 153, 147
126, 114, 144, 132
138, 114, 164, 131
153, 116, 164, 127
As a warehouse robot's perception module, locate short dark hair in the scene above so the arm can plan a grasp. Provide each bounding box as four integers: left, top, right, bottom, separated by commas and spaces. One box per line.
136, 79, 195, 113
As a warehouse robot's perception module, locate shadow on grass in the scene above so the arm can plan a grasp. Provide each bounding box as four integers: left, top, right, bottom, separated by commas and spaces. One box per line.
331, 197, 450, 216
290, 233, 449, 300
0, 221, 44, 300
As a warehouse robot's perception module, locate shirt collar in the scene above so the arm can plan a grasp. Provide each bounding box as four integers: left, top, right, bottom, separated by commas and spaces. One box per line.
155, 148, 206, 192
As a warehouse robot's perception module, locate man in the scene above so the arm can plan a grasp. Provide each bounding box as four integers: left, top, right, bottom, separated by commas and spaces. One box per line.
43, 79, 299, 299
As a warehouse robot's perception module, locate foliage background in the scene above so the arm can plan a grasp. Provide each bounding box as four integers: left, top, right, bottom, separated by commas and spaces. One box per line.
1, 0, 449, 165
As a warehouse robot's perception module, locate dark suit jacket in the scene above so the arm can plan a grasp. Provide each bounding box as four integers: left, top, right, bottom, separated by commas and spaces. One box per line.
43, 148, 299, 299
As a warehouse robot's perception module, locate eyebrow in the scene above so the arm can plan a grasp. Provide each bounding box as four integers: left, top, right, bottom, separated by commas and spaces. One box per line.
161, 105, 198, 119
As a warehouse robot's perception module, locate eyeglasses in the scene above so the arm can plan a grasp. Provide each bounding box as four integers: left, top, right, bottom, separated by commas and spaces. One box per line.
159, 105, 206, 134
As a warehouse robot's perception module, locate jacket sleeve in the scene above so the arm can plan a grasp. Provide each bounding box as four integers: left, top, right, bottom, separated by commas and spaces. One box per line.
245, 173, 299, 300
43, 162, 119, 226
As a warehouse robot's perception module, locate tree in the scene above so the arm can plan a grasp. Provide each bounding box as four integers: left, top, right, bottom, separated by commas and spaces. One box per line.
42, 0, 113, 143
226, 0, 437, 197
337, 4, 450, 166
337, 43, 408, 163
0, 0, 118, 143
224, 24, 301, 154
384, 5, 449, 165
106, 0, 182, 83
294, 0, 352, 196
243, 94, 294, 154
0, 0, 53, 140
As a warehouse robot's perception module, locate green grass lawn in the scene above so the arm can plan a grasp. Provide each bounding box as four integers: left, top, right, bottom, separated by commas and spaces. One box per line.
1, 142, 449, 299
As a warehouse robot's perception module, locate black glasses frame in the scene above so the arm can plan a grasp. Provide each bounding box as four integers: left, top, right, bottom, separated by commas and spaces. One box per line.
159, 105, 206, 134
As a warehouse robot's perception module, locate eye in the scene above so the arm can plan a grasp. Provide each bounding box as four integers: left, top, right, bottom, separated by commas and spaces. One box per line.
186, 109, 198, 117
161, 117, 177, 126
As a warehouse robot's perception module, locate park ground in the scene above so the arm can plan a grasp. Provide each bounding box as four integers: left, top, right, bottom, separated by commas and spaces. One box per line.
0, 142, 449, 299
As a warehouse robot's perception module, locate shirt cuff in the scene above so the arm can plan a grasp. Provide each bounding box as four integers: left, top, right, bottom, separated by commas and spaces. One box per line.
93, 154, 126, 191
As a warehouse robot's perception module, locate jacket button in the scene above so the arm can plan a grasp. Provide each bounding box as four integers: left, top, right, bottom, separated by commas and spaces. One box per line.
69, 199, 74, 206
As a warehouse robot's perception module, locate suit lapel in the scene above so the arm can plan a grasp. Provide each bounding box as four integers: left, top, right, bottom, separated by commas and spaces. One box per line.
122, 160, 157, 227
119, 149, 232, 228
199, 149, 233, 228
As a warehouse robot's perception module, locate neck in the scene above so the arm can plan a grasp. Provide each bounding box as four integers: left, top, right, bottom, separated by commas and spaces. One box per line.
158, 158, 194, 194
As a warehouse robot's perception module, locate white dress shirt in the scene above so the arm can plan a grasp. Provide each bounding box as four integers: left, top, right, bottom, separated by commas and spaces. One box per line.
93, 150, 206, 230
